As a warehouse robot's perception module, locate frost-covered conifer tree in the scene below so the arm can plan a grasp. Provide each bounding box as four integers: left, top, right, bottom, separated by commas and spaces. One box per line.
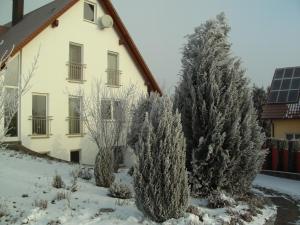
134, 95, 189, 222
174, 13, 265, 197
128, 93, 158, 152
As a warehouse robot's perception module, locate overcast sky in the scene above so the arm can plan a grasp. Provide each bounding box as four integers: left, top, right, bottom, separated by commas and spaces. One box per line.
1, 0, 300, 92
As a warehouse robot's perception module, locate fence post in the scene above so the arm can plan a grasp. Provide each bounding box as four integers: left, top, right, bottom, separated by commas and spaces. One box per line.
282, 140, 289, 172
271, 139, 278, 171
296, 144, 300, 173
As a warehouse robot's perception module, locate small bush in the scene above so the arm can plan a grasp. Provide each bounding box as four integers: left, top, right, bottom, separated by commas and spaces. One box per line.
0, 203, 8, 218
34, 199, 48, 210
109, 181, 132, 199
70, 175, 79, 193
208, 191, 234, 209
228, 216, 244, 225
94, 147, 115, 187
70, 168, 80, 179
53, 191, 68, 201
240, 211, 252, 223
186, 205, 199, 216
52, 173, 65, 189
78, 168, 93, 180
47, 220, 61, 225
186, 205, 203, 220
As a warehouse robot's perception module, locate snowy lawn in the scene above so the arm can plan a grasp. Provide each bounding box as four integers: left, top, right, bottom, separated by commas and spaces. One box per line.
254, 174, 300, 201
0, 149, 275, 225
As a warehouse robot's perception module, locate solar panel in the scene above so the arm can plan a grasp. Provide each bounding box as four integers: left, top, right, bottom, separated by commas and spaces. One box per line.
268, 67, 300, 104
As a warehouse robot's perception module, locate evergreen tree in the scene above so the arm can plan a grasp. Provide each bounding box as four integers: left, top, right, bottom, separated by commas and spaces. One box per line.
174, 13, 265, 196
134, 95, 189, 222
128, 93, 159, 152
252, 85, 271, 137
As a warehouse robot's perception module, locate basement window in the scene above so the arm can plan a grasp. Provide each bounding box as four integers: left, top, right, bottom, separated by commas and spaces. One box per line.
70, 150, 80, 163
84, 1, 96, 23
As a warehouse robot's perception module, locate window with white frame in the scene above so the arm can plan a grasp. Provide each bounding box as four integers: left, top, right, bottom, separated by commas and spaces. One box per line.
69, 43, 84, 81
84, 1, 96, 22
4, 88, 18, 137
4, 55, 19, 137
286, 133, 300, 140
32, 94, 48, 135
69, 96, 82, 134
101, 99, 122, 120
107, 52, 120, 86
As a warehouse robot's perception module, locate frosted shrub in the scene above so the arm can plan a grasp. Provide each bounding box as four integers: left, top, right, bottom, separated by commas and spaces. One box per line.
174, 13, 265, 197
52, 173, 65, 189
207, 191, 235, 209
34, 199, 48, 210
94, 148, 115, 187
53, 191, 68, 201
78, 168, 93, 180
0, 202, 8, 218
128, 93, 159, 152
78, 81, 135, 188
134, 95, 189, 222
109, 181, 132, 199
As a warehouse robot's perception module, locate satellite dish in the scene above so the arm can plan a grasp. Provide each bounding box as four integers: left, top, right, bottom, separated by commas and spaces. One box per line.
99, 15, 113, 29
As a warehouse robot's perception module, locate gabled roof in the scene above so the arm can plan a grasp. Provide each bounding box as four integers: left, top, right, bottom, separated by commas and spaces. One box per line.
0, 0, 161, 94
262, 66, 300, 119
262, 102, 300, 120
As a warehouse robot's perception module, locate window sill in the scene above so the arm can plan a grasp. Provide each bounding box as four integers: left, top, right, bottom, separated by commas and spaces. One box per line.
106, 84, 122, 88
66, 133, 85, 138
29, 134, 51, 139
67, 79, 86, 84
83, 19, 96, 25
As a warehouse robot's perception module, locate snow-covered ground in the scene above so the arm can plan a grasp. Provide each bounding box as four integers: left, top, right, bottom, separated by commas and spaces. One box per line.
254, 174, 300, 200
0, 149, 276, 225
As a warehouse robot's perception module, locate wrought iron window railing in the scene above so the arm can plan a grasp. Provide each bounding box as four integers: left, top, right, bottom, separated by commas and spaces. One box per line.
68, 62, 86, 81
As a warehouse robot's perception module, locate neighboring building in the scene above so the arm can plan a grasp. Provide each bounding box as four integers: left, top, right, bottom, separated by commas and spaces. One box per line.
0, 0, 161, 164
262, 67, 300, 140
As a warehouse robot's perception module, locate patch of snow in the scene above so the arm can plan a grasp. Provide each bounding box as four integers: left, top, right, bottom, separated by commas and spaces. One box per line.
249, 205, 277, 225
254, 174, 300, 200
0, 149, 277, 225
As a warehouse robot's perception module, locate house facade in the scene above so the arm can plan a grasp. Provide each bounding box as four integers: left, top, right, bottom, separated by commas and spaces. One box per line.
262, 67, 300, 140
0, 0, 161, 165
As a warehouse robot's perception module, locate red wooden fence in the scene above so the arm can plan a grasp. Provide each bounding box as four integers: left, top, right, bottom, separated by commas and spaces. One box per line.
263, 139, 300, 173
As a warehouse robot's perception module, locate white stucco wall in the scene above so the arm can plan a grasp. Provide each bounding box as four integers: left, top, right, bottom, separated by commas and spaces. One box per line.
18, 0, 149, 165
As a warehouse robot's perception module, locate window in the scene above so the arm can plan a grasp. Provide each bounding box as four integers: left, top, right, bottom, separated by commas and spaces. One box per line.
69, 43, 84, 81
4, 55, 19, 138
107, 52, 120, 86
101, 99, 122, 120
32, 94, 48, 135
4, 88, 18, 137
69, 97, 82, 134
286, 133, 300, 141
70, 150, 80, 163
84, 1, 96, 22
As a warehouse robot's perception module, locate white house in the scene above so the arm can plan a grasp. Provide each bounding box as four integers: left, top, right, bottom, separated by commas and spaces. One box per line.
0, 0, 161, 165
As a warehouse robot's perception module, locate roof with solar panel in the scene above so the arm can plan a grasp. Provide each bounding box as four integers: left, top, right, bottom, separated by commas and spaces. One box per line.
262, 66, 300, 119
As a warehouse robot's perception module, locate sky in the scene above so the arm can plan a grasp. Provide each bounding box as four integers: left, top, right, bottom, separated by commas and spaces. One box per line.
1, 0, 300, 92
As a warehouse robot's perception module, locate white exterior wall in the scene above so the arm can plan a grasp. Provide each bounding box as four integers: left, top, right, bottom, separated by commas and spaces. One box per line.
18, 0, 148, 165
